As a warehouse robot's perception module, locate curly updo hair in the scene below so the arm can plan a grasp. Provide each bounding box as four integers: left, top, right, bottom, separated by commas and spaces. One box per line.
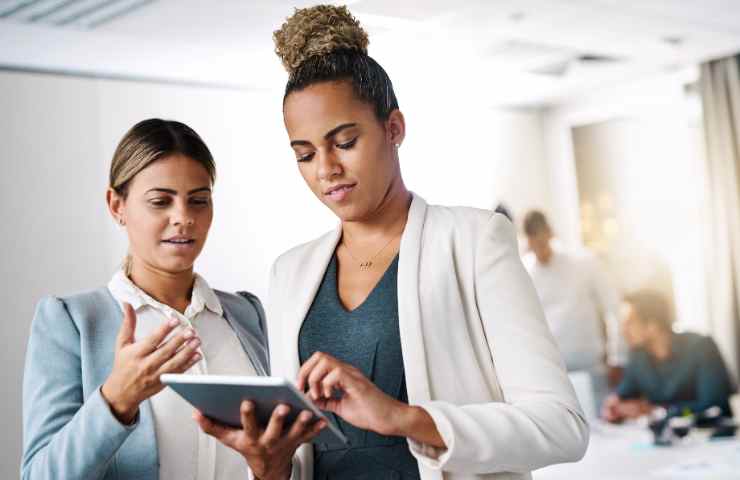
273, 4, 399, 121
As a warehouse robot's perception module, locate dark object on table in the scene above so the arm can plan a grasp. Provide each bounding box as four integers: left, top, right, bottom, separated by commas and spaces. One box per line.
694, 406, 724, 428
710, 418, 738, 439
648, 411, 672, 446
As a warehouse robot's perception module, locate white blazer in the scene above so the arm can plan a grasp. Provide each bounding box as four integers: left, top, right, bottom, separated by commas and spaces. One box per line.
267, 194, 588, 480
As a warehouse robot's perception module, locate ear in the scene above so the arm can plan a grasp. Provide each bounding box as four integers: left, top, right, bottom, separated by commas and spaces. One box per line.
386, 109, 406, 147
107, 188, 126, 225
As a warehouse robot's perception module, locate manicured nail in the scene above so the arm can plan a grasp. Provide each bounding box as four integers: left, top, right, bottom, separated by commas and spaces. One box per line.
189, 338, 201, 347
192, 353, 201, 361
183, 329, 194, 338
169, 318, 179, 327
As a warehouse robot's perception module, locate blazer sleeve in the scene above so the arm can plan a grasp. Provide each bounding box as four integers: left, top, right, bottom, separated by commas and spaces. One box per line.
22, 296, 138, 480
410, 214, 589, 473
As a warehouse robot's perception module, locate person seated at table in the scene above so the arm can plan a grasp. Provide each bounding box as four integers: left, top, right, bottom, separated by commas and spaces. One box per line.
602, 290, 735, 422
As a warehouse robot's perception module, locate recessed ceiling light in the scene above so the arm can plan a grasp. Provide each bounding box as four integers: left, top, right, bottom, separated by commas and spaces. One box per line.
662, 36, 685, 47
509, 12, 525, 22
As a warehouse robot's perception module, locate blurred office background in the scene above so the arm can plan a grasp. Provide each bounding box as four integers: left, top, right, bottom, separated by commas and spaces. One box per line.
3, 0, 740, 478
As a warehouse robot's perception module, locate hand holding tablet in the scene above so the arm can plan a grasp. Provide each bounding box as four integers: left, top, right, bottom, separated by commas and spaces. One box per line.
160, 374, 347, 444
162, 374, 346, 480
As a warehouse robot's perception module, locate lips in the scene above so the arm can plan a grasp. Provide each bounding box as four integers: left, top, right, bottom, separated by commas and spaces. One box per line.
161, 237, 195, 245
324, 183, 356, 202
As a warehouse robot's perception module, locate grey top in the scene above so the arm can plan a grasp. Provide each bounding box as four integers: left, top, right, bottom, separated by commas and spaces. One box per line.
299, 253, 420, 480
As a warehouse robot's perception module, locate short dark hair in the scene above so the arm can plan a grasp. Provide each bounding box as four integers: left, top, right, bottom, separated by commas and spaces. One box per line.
523, 210, 551, 236
494, 203, 513, 222
624, 290, 673, 331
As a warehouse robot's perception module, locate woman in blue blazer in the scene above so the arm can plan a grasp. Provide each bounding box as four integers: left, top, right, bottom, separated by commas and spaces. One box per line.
21, 119, 294, 480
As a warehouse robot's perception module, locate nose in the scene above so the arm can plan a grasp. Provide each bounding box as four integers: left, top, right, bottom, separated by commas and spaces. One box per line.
316, 148, 342, 182
171, 201, 195, 227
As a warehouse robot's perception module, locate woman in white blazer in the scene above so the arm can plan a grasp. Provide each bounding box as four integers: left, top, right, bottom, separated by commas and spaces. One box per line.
196, 5, 588, 480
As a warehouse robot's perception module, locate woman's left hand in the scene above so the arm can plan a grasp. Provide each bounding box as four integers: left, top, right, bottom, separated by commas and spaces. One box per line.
297, 352, 406, 436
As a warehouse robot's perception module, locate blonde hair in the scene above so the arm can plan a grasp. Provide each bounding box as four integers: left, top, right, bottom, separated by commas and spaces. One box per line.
273, 5, 368, 74
110, 118, 216, 275
273, 4, 398, 121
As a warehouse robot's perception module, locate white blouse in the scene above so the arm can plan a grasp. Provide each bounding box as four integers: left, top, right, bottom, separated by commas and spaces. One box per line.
108, 270, 255, 480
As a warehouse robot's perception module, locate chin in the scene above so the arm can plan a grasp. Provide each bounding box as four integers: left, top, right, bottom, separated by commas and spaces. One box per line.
327, 201, 370, 222
159, 258, 197, 274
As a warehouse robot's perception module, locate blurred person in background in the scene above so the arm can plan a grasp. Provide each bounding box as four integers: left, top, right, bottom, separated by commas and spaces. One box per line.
602, 290, 735, 422
522, 210, 625, 411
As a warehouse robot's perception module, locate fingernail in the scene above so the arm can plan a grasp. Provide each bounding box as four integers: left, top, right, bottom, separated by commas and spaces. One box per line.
193, 353, 201, 361
190, 338, 201, 347
183, 329, 194, 338
169, 318, 179, 327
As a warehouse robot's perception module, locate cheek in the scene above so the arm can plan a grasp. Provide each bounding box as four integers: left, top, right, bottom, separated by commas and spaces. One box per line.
298, 164, 321, 193
125, 215, 167, 254
199, 209, 214, 233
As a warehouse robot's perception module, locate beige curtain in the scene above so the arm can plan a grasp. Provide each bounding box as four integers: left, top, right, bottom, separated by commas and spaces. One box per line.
700, 55, 740, 382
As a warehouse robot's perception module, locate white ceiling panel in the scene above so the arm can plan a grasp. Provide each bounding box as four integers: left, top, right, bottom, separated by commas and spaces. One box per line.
2, 0, 740, 107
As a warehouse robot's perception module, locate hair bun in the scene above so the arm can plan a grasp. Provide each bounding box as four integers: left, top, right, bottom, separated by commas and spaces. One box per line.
273, 5, 369, 74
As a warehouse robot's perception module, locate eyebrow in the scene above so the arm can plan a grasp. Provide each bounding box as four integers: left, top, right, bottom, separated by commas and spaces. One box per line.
146, 187, 212, 195
289, 123, 358, 147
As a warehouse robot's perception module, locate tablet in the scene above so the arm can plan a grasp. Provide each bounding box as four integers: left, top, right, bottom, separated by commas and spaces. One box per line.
161, 374, 348, 446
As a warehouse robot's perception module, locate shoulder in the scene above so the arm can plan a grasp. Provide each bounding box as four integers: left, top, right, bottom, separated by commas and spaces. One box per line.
29, 288, 115, 347
214, 289, 264, 318
424, 204, 515, 244
679, 332, 718, 352
271, 228, 337, 276
33, 287, 114, 327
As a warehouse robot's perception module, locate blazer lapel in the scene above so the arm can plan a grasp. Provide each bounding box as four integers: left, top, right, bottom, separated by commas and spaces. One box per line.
286, 226, 342, 378
397, 193, 433, 404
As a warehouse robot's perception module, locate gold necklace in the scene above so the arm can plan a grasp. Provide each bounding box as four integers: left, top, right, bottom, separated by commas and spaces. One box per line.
342, 229, 400, 271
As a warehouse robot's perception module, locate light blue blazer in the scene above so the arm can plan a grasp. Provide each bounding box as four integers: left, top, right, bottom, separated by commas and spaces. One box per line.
21, 287, 269, 480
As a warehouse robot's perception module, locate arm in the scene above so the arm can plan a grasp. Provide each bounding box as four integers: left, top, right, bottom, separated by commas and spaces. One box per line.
665, 337, 734, 414
23, 297, 201, 479
409, 214, 589, 473
21, 297, 137, 480
587, 256, 626, 367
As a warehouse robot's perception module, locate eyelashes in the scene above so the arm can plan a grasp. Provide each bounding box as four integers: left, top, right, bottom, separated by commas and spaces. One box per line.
337, 137, 357, 149
148, 197, 211, 208
296, 137, 358, 163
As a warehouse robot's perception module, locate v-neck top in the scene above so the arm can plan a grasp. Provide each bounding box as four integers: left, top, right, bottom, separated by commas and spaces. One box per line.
298, 253, 420, 479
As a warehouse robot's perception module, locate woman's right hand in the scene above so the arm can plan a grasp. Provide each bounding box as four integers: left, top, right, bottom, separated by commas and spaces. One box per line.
101, 302, 202, 424
195, 400, 326, 480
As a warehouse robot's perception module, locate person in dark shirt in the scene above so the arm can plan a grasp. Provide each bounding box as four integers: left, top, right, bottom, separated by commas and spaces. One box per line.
602, 290, 734, 422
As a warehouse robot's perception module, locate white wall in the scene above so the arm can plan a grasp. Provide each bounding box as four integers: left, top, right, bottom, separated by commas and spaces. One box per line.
1, 69, 548, 477
541, 68, 709, 334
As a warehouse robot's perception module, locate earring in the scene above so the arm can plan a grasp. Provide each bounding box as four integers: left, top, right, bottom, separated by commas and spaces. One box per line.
394, 143, 401, 149
119, 218, 125, 226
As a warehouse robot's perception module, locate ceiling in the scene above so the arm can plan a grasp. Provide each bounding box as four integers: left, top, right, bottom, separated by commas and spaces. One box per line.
2, 0, 740, 107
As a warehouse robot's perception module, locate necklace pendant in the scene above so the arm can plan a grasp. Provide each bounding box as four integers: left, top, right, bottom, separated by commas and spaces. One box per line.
360, 261, 373, 270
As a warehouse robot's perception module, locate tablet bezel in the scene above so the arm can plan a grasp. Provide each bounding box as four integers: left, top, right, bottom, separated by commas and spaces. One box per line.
160, 373, 348, 445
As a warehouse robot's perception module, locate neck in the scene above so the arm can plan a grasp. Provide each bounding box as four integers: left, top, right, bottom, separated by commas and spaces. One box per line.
342, 179, 411, 242
128, 259, 194, 314
538, 247, 554, 265
648, 330, 672, 361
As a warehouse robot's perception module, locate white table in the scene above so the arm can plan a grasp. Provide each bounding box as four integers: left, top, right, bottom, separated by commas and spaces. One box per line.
535, 421, 740, 479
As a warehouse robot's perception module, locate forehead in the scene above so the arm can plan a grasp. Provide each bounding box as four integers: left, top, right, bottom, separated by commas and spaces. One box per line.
283, 81, 376, 140
129, 154, 212, 190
